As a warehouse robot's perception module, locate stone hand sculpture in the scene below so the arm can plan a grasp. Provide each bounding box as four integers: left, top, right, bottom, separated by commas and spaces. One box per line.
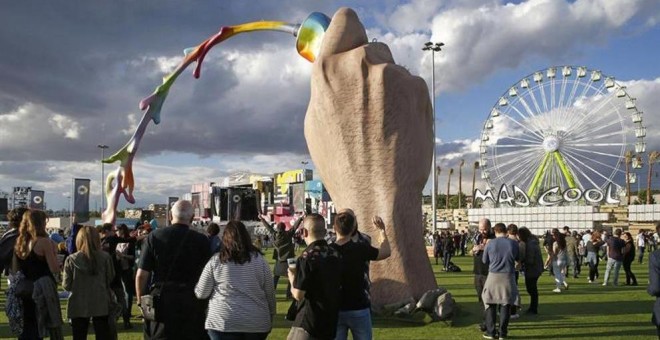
304, 7, 437, 307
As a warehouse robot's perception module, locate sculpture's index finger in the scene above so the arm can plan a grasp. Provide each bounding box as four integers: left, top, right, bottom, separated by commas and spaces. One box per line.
318, 7, 368, 59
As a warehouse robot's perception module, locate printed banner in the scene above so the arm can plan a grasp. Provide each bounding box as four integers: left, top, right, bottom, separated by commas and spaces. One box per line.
73, 179, 91, 222
30, 190, 45, 210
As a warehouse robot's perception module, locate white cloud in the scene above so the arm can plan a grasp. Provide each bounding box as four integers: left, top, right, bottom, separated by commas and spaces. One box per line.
371, 0, 660, 93
49, 114, 81, 139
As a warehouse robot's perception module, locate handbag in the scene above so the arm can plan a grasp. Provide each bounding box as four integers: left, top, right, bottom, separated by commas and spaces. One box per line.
14, 276, 34, 298
138, 230, 190, 322
139, 292, 158, 321
12, 254, 34, 298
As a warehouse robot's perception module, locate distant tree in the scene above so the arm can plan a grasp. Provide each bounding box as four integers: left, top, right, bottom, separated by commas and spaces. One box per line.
635, 189, 656, 204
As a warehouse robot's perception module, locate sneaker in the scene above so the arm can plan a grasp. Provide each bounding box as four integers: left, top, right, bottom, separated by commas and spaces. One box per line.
510, 313, 520, 319
602, 283, 607, 286
563, 281, 569, 290
483, 334, 496, 339
553, 288, 561, 293
588, 279, 593, 283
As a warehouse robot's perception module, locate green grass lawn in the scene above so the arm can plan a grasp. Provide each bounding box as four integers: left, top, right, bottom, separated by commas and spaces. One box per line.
0, 250, 656, 339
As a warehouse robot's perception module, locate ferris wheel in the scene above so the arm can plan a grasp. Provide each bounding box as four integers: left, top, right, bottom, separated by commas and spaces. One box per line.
479, 66, 646, 199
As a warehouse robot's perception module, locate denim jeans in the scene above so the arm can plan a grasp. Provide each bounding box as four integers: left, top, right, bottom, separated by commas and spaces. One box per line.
336, 308, 372, 340
552, 257, 566, 288
603, 258, 622, 285
443, 252, 453, 270
485, 304, 511, 338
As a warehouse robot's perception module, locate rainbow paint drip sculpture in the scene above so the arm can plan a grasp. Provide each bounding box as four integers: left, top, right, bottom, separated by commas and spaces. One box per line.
101, 12, 331, 224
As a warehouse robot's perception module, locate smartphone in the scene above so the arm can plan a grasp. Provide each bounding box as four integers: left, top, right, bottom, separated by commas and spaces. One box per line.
287, 258, 297, 269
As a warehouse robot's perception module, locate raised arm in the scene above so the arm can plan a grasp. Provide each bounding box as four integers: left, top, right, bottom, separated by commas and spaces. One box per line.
372, 216, 391, 261
287, 213, 305, 237
259, 214, 276, 235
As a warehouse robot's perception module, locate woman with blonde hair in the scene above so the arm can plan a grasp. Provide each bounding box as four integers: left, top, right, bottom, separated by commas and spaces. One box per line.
13, 209, 63, 339
63, 225, 116, 340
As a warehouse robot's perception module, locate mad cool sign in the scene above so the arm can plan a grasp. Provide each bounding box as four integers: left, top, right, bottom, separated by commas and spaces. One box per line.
474, 184, 620, 207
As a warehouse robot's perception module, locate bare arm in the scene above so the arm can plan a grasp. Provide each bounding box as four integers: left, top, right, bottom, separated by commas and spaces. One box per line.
287, 214, 306, 238
135, 268, 151, 305
372, 216, 391, 261
259, 214, 277, 235
287, 268, 305, 301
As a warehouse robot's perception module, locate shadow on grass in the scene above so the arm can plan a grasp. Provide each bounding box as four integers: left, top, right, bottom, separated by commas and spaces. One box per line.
534, 300, 653, 316
508, 328, 656, 339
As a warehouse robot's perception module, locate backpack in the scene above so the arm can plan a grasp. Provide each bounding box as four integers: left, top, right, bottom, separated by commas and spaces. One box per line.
447, 261, 461, 272
0, 230, 18, 273
434, 292, 456, 321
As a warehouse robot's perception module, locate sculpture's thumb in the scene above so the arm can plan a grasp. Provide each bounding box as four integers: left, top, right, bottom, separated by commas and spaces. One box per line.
318, 8, 368, 58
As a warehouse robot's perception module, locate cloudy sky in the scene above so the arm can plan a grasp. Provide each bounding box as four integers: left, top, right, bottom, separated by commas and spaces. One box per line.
1, 0, 659, 211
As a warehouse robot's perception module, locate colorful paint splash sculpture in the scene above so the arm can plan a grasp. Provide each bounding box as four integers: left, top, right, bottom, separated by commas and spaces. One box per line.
101, 12, 331, 224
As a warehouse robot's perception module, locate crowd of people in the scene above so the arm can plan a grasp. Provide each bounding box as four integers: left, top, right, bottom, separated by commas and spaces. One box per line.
0, 201, 393, 340
470, 218, 660, 339
2, 202, 660, 339
0, 207, 159, 339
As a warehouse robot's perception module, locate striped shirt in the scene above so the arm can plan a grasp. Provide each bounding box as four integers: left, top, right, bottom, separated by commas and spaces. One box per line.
194, 253, 275, 333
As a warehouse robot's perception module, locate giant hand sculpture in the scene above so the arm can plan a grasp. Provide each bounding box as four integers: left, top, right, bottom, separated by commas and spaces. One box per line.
305, 8, 437, 306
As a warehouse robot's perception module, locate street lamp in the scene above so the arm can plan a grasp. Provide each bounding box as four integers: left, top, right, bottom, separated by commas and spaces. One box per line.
422, 41, 444, 231
62, 192, 71, 220
97, 144, 109, 214
648, 151, 660, 204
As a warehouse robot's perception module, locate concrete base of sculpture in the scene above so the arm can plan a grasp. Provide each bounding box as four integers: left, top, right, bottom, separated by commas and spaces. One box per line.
304, 7, 437, 307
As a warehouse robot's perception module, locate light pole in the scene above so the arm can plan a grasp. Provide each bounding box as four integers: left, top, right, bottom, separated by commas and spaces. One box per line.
648, 152, 660, 203
97, 144, 109, 214
472, 161, 479, 207
446, 168, 454, 210
458, 159, 465, 209
422, 41, 444, 232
